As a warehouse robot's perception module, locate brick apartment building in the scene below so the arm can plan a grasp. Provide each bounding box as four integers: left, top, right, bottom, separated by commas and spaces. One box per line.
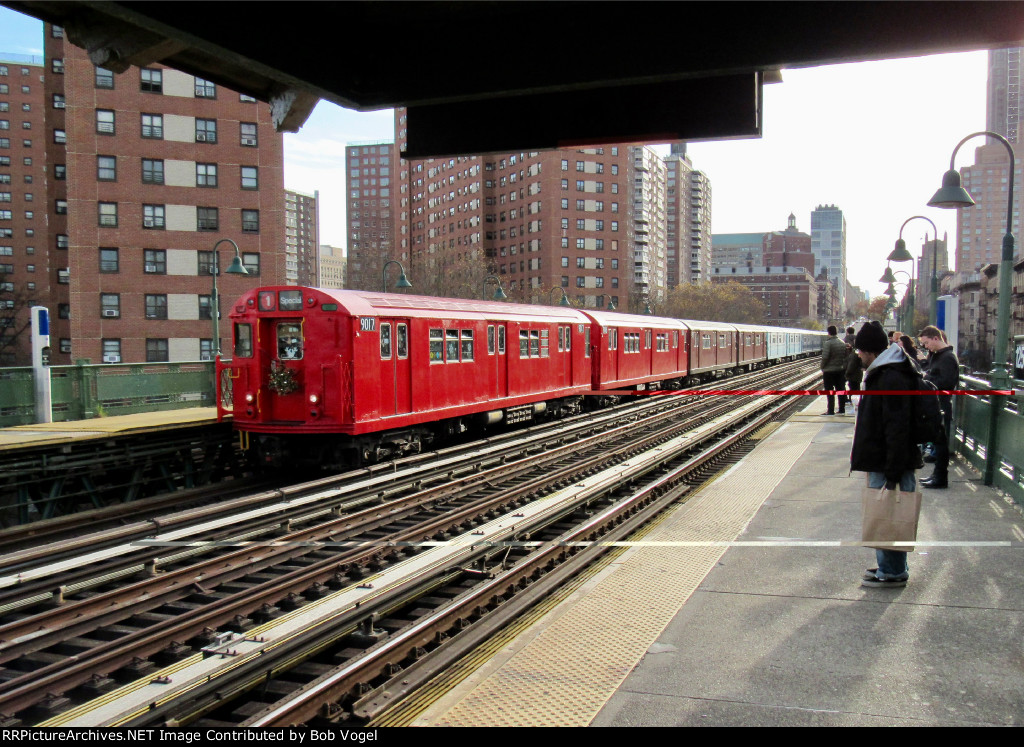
0, 24, 286, 366
285, 188, 319, 286
0, 55, 47, 365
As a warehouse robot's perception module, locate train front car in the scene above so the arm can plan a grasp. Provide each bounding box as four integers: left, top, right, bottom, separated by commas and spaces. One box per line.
217, 287, 594, 469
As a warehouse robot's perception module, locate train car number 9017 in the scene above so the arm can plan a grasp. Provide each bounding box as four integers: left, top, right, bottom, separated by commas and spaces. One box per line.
360, 318, 376, 332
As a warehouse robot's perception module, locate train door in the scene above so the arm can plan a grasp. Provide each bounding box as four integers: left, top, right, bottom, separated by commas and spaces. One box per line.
379, 319, 412, 416
558, 324, 572, 387
489, 323, 508, 399
265, 319, 307, 422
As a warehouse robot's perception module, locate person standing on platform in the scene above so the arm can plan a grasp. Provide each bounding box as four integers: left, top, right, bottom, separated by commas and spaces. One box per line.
850, 320, 923, 588
842, 327, 857, 407
820, 325, 847, 415
919, 325, 959, 489
845, 342, 863, 410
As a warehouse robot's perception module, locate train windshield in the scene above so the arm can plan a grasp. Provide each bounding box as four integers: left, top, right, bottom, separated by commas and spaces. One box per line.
277, 322, 303, 360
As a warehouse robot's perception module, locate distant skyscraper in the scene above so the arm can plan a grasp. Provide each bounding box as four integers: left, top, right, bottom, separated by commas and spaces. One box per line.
345, 140, 396, 291
810, 205, 847, 309
987, 46, 1022, 145
664, 144, 712, 287
630, 145, 668, 305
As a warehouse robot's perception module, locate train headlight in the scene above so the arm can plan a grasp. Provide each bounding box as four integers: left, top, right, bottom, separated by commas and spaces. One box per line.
309, 394, 319, 404
245, 393, 255, 403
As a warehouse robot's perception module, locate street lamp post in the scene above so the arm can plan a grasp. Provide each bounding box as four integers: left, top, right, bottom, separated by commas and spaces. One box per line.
928, 130, 1014, 386
483, 275, 508, 301
549, 287, 571, 307
890, 215, 940, 328
209, 238, 249, 358
381, 260, 412, 293
928, 130, 1016, 485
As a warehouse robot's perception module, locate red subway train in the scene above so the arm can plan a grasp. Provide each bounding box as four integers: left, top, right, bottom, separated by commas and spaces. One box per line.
216, 287, 825, 467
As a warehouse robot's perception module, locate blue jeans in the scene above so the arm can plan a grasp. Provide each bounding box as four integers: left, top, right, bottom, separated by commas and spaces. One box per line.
867, 471, 915, 579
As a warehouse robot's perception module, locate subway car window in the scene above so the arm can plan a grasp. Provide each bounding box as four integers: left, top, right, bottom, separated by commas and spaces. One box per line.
277, 322, 303, 360
498, 325, 505, 354
461, 329, 474, 360
429, 328, 443, 362
488, 325, 495, 355
397, 324, 408, 358
233, 323, 253, 358
380, 323, 392, 359
446, 329, 459, 362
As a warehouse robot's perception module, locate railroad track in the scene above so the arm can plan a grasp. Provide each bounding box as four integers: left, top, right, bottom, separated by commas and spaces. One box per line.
0, 361, 819, 726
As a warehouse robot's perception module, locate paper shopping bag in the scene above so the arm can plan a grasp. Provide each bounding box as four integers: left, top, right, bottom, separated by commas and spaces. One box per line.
861, 485, 922, 552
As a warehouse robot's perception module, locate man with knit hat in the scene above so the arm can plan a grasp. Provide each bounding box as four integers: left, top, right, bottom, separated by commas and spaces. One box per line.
850, 320, 923, 588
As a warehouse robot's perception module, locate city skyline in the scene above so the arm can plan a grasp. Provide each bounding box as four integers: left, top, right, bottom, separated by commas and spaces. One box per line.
0, 5, 992, 302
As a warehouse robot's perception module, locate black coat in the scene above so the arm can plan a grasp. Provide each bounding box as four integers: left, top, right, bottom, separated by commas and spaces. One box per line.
850, 347, 924, 483
924, 345, 959, 416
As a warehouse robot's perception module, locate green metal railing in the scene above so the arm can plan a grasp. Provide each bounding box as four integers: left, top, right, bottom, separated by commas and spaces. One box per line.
952, 342, 1024, 508
0, 361, 215, 426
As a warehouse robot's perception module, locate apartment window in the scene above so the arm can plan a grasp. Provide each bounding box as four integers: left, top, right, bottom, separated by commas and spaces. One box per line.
242, 252, 260, 275
197, 207, 218, 231
576, 161, 584, 172
197, 251, 214, 276
51, 58, 64, 74
195, 118, 217, 143
0, 210, 10, 220
54, 164, 66, 180
146, 339, 169, 362
58, 304, 70, 319
240, 122, 257, 147
142, 158, 164, 184
59, 339, 71, 354
576, 238, 585, 249
52, 25, 64, 38
99, 247, 119, 273
143, 204, 165, 229
96, 109, 115, 134
144, 249, 166, 274
560, 199, 569, 209
240, 166, 258, 190
239, 94, 257, 103
57, 268, 69, 284
576, 199, 585, 210
97, 155, 117, 181
576, 219, 585, 230
53, 129, 66, 144
95, 67, 114, 89
576, 257, 585, 268
561, 276, 569, 287
140, 68, 162, 93
102, 339, 121, 363
241, 209, 260, 233
20, 120, 30, 129
141, 113, 163, 139
145, 294, 167, 320
196, 162, 217, 187
52, 94, 65, 109
100, 293, 120, 318
56, 234, 68, 249
54, 199, 67, 215
194, 77, 216, 98
198, 294, 213, 319
576, 276, 585, 288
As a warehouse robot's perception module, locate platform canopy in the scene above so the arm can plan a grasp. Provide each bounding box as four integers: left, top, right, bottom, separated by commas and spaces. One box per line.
6, 1, 1024, 156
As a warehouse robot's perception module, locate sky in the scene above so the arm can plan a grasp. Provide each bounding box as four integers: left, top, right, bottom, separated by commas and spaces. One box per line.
0, 6, 990, 300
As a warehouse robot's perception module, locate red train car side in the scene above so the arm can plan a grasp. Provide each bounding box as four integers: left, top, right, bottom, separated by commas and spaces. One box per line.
218, 287, 593, 464
581, 310, 690, 393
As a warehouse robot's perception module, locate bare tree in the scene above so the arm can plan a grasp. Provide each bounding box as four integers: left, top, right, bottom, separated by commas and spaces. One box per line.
661, 281, 766, 324
0, 273, 33, 366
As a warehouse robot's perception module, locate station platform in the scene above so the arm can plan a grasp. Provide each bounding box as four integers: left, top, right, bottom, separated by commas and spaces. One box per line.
0, 407, 223, 451
405, 395, 1024, 727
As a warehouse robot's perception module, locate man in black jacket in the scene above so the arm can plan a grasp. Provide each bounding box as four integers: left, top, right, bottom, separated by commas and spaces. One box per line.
919, 325, 959, 489
851, 321, 923, 588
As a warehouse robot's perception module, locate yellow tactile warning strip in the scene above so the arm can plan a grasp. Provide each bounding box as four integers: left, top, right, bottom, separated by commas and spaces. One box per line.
414, 420, 822, 727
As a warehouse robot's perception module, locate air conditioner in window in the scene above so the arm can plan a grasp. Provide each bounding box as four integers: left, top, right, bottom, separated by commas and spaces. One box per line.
54, 101, 65, 109
200, 352, 212, 361
143, 218, 155, 227
103, 309, 117, 317
195, 132, 207, 142
103, 354, 120, 363
144, 264, 158, 272
241, 137, 256, 146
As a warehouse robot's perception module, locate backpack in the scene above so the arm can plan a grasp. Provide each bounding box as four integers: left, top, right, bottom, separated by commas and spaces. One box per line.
909, 369, 945, 445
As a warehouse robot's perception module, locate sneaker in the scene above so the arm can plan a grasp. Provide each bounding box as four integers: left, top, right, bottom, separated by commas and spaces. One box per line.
861, 576, 907, 588
863, 568, 879, 581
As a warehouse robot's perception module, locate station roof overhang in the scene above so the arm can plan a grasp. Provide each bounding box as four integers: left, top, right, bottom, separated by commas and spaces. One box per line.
4, 1, 1024, 158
